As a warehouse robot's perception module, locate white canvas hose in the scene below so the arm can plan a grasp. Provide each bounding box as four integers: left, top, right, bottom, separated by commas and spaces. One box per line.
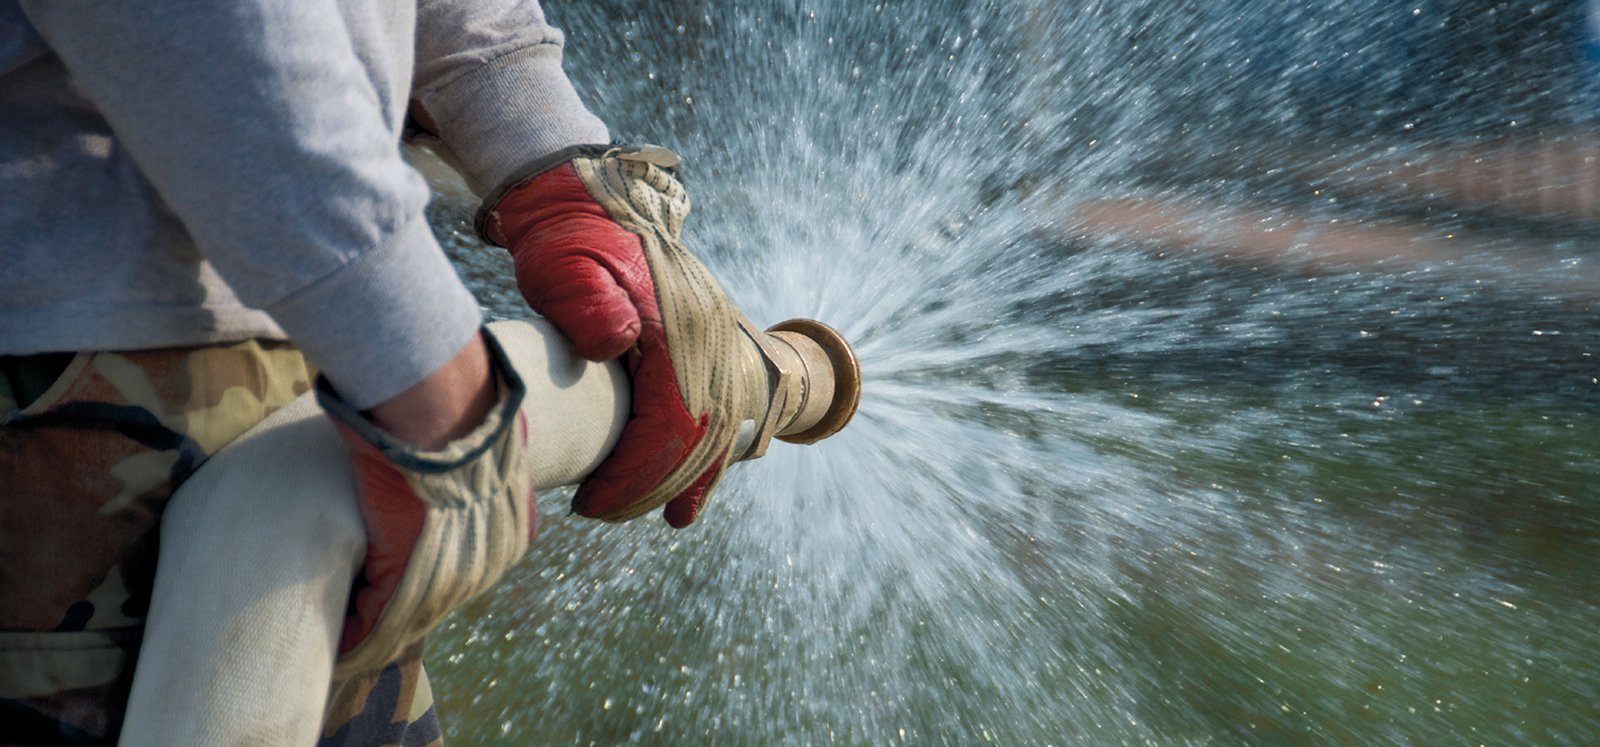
117, 318, 628, 746
116, 315, 857, 745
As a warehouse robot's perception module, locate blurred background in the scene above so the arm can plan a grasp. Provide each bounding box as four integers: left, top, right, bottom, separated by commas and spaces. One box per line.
414, 1, 1600, 743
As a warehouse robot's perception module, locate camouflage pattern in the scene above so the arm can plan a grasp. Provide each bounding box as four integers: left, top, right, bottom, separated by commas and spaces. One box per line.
321, 644, 444, 747
0, 341, 442, 746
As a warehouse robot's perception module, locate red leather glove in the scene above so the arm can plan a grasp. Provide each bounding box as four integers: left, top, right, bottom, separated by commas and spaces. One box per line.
479, 145, 751, 527
316, 333, 537, 677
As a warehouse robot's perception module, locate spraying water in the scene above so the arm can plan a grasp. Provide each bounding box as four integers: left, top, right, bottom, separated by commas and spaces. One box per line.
421, 1, 1600, 743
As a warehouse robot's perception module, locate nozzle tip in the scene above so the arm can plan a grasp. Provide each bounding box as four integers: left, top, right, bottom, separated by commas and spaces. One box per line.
768, 319, 861, 445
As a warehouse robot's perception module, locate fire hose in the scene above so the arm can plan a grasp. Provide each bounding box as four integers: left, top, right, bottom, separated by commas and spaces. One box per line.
115, 316, 859, 745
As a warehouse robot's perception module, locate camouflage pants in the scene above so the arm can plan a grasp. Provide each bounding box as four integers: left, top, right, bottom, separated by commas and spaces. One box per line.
0, 343, 441, 746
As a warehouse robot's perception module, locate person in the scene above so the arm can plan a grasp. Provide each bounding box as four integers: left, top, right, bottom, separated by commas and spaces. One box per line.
0, 1, 750, 744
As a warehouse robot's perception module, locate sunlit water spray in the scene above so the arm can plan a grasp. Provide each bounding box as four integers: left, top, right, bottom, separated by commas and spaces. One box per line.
421, 2, 1600, 743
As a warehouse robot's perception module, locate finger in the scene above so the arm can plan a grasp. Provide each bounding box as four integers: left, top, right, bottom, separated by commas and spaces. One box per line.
661, 458, 725, 528
569, 418, 692, 521
343, 576, 396, 654
570, 325, 705, 519
514, 243, 641, 361
335, 443, 427, 653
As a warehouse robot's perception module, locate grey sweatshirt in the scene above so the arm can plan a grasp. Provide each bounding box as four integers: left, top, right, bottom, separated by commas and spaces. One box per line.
0, 0, 608, 408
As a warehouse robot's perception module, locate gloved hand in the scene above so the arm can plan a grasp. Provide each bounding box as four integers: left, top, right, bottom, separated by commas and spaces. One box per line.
316, 330, 536, 677
478, 145, 752, 527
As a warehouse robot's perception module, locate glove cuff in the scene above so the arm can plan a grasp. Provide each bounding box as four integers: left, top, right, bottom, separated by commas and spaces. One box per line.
314, 329, 527, 468
474, 143, 682, 245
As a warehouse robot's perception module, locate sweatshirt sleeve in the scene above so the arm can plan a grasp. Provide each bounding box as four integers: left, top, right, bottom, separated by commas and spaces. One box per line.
18, 0, 483, 409
413, 0, 611, 196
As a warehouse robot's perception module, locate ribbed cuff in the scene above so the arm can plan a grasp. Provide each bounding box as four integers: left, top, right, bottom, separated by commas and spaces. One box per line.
267, 213, 483, 409
421, 43, 610, 196
314, 327, 527, 467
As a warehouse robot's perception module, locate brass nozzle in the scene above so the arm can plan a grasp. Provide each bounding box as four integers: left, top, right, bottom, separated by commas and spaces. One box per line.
734, 317, 862, 460
766, 320, 861, 444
